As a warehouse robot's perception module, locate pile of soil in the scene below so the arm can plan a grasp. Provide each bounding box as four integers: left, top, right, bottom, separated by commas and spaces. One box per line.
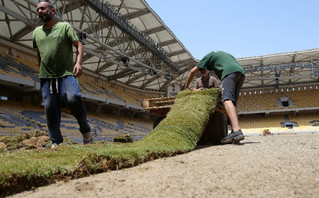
0, 130, 50, 150
0, 130, 76, 151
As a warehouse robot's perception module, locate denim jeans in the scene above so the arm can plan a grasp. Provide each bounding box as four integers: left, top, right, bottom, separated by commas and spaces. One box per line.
40, 75, 90, 144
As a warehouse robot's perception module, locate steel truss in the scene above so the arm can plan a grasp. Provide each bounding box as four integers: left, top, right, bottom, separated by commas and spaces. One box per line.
1, 0, 184, 91
243, 59, 319, 89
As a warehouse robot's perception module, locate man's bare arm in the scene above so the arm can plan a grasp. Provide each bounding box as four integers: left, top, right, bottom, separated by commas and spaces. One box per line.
72, 41, 83, 77
184, 66, 200, 90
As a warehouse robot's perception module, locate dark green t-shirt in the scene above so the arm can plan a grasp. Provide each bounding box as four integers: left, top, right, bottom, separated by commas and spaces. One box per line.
33, 22, 79, 78
196, 51, 245, 80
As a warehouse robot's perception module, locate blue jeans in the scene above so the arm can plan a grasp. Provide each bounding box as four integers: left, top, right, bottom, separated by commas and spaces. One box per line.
41, 75, 90, 144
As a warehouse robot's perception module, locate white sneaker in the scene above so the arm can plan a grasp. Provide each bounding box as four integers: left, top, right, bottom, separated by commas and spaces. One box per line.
51, 143, 59, 149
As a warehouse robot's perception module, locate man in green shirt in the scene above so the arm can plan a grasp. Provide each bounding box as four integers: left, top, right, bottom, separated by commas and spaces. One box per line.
33, 0, 92, 147
184, 51, 245, 144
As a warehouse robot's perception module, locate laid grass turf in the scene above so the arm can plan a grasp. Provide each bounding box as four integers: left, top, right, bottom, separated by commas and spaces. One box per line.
0, 88, 220, 196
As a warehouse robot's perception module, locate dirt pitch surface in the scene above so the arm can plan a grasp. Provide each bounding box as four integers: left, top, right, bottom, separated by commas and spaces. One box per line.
10, 133, 319, 198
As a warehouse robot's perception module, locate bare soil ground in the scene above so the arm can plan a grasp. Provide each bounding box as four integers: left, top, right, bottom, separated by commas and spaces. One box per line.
9, 133, 319, 198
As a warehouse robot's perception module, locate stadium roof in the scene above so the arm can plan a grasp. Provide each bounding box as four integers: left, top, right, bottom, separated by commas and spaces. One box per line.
0, 0, 197, 91
0, 0, 318, 91
238, 48, 319, 90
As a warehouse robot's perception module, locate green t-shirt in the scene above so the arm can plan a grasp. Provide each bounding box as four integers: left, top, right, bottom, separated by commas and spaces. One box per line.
33, 22, 79, 78
196, 51, 245, 80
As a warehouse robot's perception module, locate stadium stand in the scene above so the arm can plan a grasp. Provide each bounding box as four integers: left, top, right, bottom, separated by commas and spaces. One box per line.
288, 112, 319, 132
238, 87, 319, 113
285, 87, 319, 108
0, 51, 156, 108
0, 50, 156, 142
239, 114, 283, 134
1, 53, 318, 139
238, 87, 319, 135
0, 52, 39, 82
0, 100, 42, 135
0, 0, 318, 145
0, 47, 318, 139
0, 99, 153, 142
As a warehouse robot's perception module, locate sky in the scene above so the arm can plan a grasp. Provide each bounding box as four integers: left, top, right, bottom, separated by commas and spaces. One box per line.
146, 0, 319, 59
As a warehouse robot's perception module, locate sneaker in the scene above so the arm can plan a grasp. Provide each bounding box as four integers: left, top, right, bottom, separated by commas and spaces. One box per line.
51, 143, 59, 149
82, 132, 93, 144
221, 129, 245, 144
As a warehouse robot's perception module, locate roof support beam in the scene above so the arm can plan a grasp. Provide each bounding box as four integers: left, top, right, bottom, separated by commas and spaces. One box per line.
0, 5, 34, 26
168, 49, 186, 57
244, 62, 316, 73
143, 26, 166, 35
246, 74, 318, 80
141, 75, 161, 89
107, 68, 138, 81
123, 9, 150, 20
83, 0, 179, 71
125, 73, 146, 84
160, 39, 176, 47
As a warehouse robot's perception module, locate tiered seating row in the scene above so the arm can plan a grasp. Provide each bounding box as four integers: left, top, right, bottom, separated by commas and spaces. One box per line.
0, 52, 39, 82
0, 100, 153, 142
240, 115, 281, 129
0, 52, 156, 107
79, 78, 144, 106
237, 88, 319, 112
285, 89, 319, 108
237, 92, 281, 112
240, 112, 319, 135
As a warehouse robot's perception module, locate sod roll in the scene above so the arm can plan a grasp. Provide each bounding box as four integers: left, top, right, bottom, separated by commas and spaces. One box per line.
137, 88, 220, 151
0, 88, 220, 196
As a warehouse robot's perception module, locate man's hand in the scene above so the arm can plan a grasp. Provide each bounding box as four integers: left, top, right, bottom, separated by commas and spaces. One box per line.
193, 88, 203, 91
73, 63, 82, 77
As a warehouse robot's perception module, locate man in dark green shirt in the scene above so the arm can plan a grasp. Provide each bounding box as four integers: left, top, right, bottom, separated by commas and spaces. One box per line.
184, 51, 245, 144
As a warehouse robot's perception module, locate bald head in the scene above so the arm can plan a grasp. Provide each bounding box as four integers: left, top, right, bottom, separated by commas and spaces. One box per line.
38, 0, 53, 6
37, 0, 55, 23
